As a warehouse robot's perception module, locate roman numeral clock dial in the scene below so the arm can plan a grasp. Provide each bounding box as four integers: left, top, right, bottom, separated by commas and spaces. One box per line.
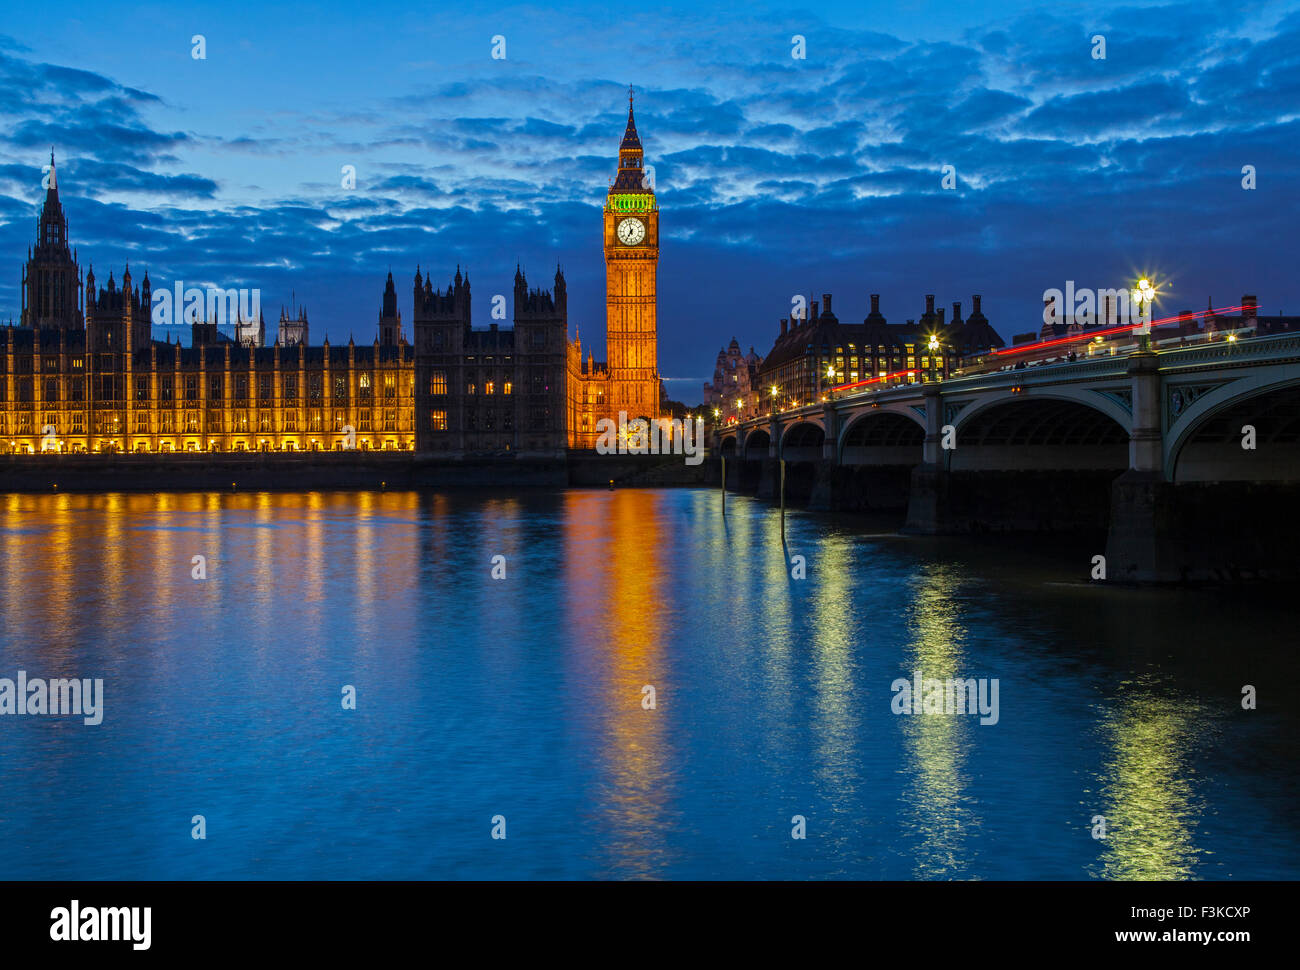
617, 217, 646, 246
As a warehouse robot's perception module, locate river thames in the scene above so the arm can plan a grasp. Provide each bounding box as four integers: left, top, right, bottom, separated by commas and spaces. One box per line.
0, 488, 1296, 879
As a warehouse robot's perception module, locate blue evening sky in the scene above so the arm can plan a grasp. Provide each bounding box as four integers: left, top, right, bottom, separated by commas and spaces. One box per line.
1, 0, 1297, 400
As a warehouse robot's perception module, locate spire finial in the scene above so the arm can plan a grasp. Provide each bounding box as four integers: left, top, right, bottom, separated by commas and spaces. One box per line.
629, 84, 634, 109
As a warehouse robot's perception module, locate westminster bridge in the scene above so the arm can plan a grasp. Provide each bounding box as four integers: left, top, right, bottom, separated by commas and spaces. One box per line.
714, 332, 1300, 582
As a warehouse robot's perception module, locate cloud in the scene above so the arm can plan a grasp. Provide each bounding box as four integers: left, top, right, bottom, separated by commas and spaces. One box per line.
0, 0, 1295, 397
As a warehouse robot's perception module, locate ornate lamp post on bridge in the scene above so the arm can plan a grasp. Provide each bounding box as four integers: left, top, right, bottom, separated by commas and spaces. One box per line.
1133, 278, 1157, 351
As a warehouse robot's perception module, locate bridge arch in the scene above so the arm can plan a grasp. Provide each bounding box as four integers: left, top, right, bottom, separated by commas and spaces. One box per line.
838, 409, 925, 465
946, 394, 1129, 471
1167, 378, 1300, 482
718, 434, 737, 458
743, 428, 771, 461
951, 387, 1132, 439
779, 421, 825, 462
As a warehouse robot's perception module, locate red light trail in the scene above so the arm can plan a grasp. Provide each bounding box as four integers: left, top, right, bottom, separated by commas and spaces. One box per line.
986, 304, 1253, 359
830, 368, 921, 393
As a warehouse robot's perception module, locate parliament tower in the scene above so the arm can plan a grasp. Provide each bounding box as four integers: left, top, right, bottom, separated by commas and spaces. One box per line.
603, 89, 660, 418
567, 90, 664, 447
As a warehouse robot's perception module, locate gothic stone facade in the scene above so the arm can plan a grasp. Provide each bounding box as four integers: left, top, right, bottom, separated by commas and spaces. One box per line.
411, 266, 568, 456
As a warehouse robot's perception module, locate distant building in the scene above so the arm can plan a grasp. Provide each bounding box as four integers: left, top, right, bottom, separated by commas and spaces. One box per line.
235, 311, 265, 347
278, 306, 309, 347
754, 293, 1004, 412
704, 338, 763, 421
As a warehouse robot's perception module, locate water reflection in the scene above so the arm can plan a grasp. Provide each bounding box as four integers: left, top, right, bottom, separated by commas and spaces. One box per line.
0, 489, 1293, 879
807, 536, 861, 866
1089, 677, 1215, 880
900, 564, 980, 879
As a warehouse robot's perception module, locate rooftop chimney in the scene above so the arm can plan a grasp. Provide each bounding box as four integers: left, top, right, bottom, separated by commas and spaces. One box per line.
822, 293, 832, 314
952, 302, 962, 324
937, 308, 945, 326
780, 318, 788, 336
925, 294, 935, 316
1243, 294, 1257, 318
972, 294, 983, 315
870, 294, 880, 314
810, 301, 819, 323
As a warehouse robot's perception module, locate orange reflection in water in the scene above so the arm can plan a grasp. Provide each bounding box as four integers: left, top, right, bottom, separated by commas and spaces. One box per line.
563, 489, 674, 878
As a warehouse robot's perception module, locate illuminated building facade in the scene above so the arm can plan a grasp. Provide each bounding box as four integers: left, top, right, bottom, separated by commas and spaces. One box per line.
3, 161, 416, 453
1, 303, 416, 455
5, 96, 665, 456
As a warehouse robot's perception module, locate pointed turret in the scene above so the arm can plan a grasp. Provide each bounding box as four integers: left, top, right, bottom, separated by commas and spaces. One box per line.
21, 148, 82, 330
612, 85, 650, 192
379, 270, 402, 346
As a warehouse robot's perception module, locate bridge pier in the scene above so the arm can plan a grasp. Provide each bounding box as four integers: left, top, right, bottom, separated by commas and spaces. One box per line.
1105, 471, 1180, 582
806, 402, 840, 508
1104, 351, 1173, 581
902, 462, 950, 533
904, 386, 949, 532
756, 457, 778, 499
807, 460, 838, 510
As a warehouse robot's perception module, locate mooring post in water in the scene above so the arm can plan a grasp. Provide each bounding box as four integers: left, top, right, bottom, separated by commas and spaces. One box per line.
779, 458, 786, 537
720, 456, 726, 515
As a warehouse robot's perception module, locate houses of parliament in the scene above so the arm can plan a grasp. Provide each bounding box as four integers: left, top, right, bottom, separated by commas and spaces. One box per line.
1, 96, 663, 456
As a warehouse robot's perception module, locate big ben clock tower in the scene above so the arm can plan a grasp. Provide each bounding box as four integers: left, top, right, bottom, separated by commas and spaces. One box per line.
603, 87, 660, 419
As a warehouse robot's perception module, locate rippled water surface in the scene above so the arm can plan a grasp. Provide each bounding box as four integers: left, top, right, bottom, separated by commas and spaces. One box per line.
0, 488, 1295, 879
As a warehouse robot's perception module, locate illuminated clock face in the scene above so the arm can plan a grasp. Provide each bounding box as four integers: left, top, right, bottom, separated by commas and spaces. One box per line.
617, 217, 646, 246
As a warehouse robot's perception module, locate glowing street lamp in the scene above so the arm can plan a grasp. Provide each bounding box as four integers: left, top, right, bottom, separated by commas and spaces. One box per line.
1133, 277, 1157, 349
927, 333, 940, 383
